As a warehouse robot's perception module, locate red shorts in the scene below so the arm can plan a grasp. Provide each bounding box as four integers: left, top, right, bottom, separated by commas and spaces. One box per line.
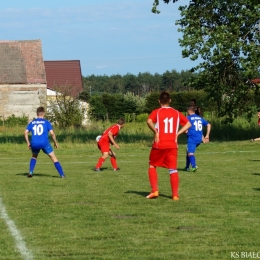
149, 148, 178, 169
97, 142, 110, 153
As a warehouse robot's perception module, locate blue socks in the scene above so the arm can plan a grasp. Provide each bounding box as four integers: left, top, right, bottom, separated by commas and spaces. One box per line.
54, 162, 65, 177
189, 155, 196, 168
29, 158, 37, 174
186, 154, 190, 169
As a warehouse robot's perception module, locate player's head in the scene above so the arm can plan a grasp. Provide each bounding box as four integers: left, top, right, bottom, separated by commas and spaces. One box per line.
36, 106, 45, 117
190, 99, 196, 105
159, 91, 171, 106
117, 118, 125, 127
187, 105, 196, 115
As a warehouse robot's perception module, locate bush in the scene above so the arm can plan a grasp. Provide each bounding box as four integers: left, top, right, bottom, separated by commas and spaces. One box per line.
136, 113, 148, 122
0, 114, 28, 127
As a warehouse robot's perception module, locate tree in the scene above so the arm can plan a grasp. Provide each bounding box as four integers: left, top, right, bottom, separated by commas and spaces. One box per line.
47, 86, 85, 127
153, 0, 260, 120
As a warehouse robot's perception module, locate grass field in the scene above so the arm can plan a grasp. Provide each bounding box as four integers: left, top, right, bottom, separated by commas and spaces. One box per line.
0, 140, 260, 260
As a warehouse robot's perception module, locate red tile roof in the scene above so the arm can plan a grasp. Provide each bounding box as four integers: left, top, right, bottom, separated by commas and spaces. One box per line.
44, 60, 83, 97
0, 40, 46, 84
251, 78, 260, 84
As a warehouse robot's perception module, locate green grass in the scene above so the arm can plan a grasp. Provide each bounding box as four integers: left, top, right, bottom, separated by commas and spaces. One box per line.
0, 141, 260, 259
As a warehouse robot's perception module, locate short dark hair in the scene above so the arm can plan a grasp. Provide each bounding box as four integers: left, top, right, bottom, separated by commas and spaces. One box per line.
159, 91, 171, 105
117, 118, 125, 125
36, 106, 45, 116
258, 109, 260, 112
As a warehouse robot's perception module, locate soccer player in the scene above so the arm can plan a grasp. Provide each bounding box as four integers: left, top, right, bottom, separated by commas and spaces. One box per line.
24, 106, 65, 178
251, 109, 260, 141
190, 98, 203, 116
184, 105, 211, 172
146, 91, 191, 200
94, 118, 125, 171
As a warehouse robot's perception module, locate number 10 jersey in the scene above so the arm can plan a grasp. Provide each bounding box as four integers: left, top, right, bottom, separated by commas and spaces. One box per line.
26, 118, 53, 148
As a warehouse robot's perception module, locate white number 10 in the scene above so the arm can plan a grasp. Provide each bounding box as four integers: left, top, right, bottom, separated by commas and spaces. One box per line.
32, 124, 44, 136
163, 117, 173, 133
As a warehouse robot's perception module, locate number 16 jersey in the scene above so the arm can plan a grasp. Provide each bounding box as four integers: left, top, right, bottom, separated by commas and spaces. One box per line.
148, 106, 188, 149
26, 118, 53, 148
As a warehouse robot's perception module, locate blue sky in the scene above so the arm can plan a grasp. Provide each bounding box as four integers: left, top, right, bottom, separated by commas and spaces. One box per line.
0, 0, 198, 77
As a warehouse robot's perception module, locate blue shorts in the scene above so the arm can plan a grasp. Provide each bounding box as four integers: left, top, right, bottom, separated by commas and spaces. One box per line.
31, 143, 54, 155
187, 142, 200, 153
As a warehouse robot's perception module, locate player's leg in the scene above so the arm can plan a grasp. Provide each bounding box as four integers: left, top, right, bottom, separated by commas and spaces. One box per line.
146, 148, 163, 199
109, 149, 119, 171
47, 151, 65, 178
95, 143, 110, 171
187, 142, 198, 172
165, 148, 179, 200
43, 144, 65, 178
185, 146, 190, 171
28, 149, 39, 177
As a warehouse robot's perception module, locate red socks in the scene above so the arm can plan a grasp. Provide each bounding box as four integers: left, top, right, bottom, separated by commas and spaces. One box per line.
170, 173, 179, 197
95, 158, 105, 169
148, 167, 158, 192
110, 157, 118, 169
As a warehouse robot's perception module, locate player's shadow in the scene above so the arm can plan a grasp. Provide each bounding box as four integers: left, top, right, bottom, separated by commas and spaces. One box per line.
92, 167, 108, 172
253, 188, 260, 191
252, 173, 260, 176
249, 159, 260, 161
125, 190, 172, 199
16, 173, 60, 178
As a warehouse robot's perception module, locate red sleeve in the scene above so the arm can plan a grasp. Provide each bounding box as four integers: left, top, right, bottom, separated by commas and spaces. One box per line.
110, 125, 120, 135
148, 109, 158, 123
179, 112, 189, 126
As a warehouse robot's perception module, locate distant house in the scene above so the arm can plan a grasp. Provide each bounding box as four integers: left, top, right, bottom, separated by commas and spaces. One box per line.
44, 60, 83, 97
0, 39, 46, 119
44, 60, 89, 124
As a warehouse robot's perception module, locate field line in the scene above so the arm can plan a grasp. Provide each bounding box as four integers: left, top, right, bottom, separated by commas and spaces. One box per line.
0, 197, 33, 260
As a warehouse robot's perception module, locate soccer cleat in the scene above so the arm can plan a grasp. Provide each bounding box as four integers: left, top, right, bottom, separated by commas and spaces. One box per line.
146, 191, 159, 199
27, 173, 33, 178
173, 196, 179, 201
94, 168, 101, 171
60, 175, 66, 178
190, 167, 198, 172
114, 168, 120, 171
183, 167, 190, 172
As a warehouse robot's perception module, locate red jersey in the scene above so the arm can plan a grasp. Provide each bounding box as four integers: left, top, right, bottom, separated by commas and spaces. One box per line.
148, 106, 188, 149
98, 124, 121, 144
258, 118, 260, 126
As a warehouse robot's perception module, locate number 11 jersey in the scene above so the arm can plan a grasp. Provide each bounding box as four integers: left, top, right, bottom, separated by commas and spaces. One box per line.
148, 106, 188, 149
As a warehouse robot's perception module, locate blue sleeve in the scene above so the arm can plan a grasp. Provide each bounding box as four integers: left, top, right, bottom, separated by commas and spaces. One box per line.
26, 122, 32, 132
47, 121, 53, 131
202, 118, 208, 127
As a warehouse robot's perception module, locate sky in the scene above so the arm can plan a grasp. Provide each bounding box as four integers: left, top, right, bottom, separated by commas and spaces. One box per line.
0, 0, 198, 77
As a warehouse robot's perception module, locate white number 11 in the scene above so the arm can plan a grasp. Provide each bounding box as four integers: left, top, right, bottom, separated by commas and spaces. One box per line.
163, 117, 173, 133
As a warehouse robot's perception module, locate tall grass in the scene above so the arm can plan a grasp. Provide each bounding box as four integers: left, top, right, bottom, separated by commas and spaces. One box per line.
1, 116, 259, 145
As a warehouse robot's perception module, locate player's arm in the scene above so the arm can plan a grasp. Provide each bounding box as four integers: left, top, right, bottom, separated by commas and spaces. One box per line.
147, 118, 159, 143
108, 132, 119, 149
49, 130, 58, 148
24, 129, 31, 149
177, 121, 192, 136
204, 123, 211, 142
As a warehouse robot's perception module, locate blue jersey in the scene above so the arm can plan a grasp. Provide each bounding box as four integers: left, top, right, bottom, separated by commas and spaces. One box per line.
187, 114, 208, 144
26, 118, 53, 148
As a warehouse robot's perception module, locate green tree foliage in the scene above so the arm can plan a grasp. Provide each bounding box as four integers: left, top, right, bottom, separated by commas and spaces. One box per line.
82, 70, 195, 95
153, 0, 260, 121
47, 86, 85, 127
145, 90, 216, 113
